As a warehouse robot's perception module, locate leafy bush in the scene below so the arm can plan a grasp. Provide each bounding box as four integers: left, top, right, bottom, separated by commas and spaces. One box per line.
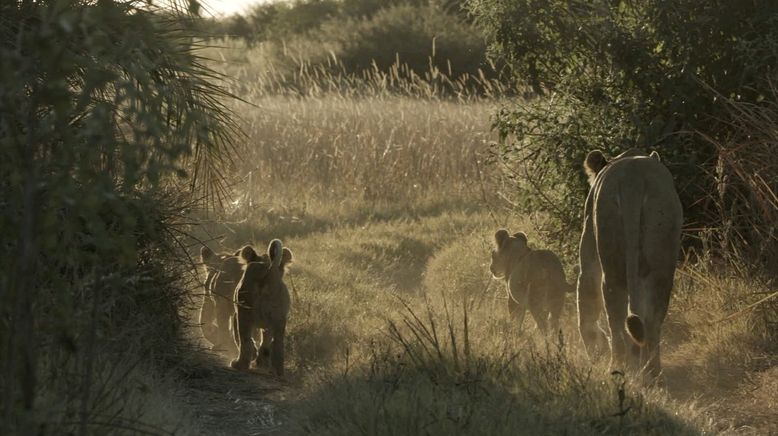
468, 0, 778, 264
0, 0, 234, 431
701, 88, 778, 271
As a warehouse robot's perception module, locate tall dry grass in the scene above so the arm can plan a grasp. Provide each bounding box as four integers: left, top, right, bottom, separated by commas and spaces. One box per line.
236, 96, 497, 199
205, 38, 511, 99
200, 38, 507, 216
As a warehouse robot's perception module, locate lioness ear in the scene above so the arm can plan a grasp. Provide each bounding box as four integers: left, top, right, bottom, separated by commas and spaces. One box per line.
584, 150, 608, 185
200, 246, 214, 262
494, 229, 510, 247
649, 150, 661, 162
238, 245, 260, 264
281, 247, 293, 265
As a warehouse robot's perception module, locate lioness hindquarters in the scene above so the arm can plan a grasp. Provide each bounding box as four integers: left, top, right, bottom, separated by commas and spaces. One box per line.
230, 240, 292, 376
580, 151, 682, 378
625, 184, 680, 377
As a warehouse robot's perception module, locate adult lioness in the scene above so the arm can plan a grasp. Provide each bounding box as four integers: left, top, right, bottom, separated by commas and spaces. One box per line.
576, 149, 682, 378
200, 247, 244, 352
490, 229, 574, 334
230, 240, 293, 376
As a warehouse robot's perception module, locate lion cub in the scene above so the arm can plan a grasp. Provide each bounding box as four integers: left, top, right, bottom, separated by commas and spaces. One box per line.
230, 240, 293, 375
490, 229, 573, 334
200, 247, 244, 353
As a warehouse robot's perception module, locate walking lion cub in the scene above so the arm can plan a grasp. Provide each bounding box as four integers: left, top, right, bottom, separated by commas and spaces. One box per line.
490, 229, 574, 334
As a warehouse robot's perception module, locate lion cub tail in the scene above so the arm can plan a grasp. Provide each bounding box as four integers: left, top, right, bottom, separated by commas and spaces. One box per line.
268, 239, 284, 268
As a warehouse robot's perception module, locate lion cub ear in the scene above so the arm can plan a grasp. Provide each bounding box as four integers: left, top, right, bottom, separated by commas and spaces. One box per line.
238, 245, 260, 264
281, 247, 293, 265
511, 232, 528, 249
512, 231, 527, 243
494, 229, 510, 247
649, 150, 661, 162
200, 246, 214, 262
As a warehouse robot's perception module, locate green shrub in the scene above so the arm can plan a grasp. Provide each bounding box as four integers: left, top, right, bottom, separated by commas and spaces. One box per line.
468, 0, 778, 263
0, 0, 234, 431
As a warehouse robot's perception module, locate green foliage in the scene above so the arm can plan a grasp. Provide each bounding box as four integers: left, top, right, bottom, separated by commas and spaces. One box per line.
247, 0, 341, 40
0, 0, 234, 431
468, 0, 778, 261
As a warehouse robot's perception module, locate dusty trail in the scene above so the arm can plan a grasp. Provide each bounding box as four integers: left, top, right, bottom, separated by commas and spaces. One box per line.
661, 358, 778, 434
180, 351, 295, 436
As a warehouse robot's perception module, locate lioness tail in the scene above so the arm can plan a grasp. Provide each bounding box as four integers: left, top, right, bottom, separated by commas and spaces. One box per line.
622, 180, 647, 346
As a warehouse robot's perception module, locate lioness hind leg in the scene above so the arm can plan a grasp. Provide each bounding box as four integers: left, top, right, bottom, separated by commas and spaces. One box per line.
602, 280, 630, 371
577, 265, 608, 356
577, 217, 608, 356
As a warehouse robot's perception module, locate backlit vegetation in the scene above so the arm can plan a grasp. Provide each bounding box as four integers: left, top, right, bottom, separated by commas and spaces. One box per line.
2, 0, 776, 433
193, 42, 776, 432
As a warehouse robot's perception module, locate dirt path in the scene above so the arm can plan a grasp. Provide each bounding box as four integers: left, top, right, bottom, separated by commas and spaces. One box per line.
179, 351, 296, 436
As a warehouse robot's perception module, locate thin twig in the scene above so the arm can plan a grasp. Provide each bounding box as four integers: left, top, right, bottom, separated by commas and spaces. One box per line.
709, 290, 778, 325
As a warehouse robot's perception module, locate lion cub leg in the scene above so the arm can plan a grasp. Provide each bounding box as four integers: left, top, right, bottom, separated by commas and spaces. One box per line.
507, 296, 527, 328
214, 298, 237, 353
199, 295, 218, 346
527, 287, 550, 335
230, 305, 258, 371
269, 320, 286, 377
546, 285, 566, 336
254, 328, 272, 367
506, 294, 528, 331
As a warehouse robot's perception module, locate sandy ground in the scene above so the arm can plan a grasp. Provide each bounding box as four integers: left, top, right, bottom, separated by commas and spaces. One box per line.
180, 350, 294, 436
